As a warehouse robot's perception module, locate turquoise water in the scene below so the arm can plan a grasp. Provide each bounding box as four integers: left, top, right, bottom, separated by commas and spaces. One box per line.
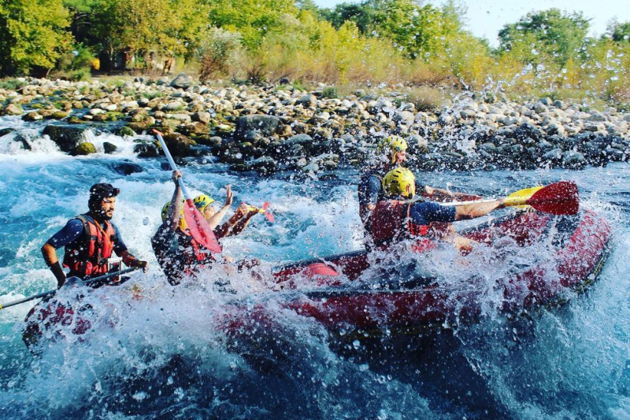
0, 117, 628, 419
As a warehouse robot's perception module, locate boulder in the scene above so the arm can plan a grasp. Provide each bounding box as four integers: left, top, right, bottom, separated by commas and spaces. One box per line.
0, 128, 14, 137
103, 142, 118, 154
74, 142, 97, 155
134, 141, 159, 158
3, 104, 23, 115
234, 115, 280, 140
43, 125, 87, 152
113, 161, 143, 175
170, 73, 193, 89
162, 133, 196, 156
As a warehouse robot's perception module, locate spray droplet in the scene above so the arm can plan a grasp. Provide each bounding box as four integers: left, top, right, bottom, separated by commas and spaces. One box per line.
142, 217, 149, 225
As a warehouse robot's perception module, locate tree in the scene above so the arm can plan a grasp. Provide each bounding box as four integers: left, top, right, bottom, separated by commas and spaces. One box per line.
498, 9, 590, 66
0, 0, 72, 76
206, 0, 297, 49
609, 22, 630, 43
78, 0, 208, 70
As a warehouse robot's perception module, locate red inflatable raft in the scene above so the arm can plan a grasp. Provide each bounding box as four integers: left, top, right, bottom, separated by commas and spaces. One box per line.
261, 208, 612, 332
23, 207, 611, 348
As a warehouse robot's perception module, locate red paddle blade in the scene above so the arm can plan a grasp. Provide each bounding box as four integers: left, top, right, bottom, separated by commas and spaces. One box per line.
262, 202, 274, 223
183, 199, 222, 253
527, 181, 579, 215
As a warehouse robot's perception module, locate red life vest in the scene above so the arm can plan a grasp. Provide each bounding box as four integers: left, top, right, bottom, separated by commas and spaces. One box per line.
369, 200, 430, 246
63, 215, 115, 277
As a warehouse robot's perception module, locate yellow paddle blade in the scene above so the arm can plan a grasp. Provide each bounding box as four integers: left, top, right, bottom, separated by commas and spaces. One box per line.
503, 186, 544, 208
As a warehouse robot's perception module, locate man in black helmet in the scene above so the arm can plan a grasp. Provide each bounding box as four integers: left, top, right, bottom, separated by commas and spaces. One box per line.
41, 183, 148, 288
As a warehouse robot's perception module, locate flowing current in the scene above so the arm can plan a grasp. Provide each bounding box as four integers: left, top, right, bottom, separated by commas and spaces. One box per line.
0, 116, 628, 419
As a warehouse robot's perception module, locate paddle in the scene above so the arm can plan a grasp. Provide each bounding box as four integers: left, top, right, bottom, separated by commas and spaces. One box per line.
0, 267, 139, 310
442, 181, 579, 215
155, 133, 222, 253
245, 202, 275, 223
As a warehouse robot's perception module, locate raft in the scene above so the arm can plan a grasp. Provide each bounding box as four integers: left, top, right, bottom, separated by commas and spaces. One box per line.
265, 209, 612, 332
23, 208, 612, 347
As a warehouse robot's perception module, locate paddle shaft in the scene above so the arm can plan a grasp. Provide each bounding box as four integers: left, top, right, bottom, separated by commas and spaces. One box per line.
155, 133, 222, 252
155, 134, 193, 200
0, 267, 138, 310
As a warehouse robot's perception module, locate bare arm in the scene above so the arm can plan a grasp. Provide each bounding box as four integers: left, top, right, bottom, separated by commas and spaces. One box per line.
217, 203, 259, 238
41, 243, 66, 288
455, 199, 504, 220
206, 185, 233, 230
167, 170, 183, 231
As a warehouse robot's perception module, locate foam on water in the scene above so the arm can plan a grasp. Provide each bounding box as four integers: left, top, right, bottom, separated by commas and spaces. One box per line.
0, 117, 628, 418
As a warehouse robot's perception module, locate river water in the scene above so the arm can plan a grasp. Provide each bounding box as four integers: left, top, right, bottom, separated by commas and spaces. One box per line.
0, 116, 628, 419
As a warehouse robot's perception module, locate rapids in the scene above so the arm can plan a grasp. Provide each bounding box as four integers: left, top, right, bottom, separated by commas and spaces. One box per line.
0, 118, 628, 419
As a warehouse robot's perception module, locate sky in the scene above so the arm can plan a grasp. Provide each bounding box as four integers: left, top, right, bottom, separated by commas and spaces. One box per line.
312, 0, 630, 47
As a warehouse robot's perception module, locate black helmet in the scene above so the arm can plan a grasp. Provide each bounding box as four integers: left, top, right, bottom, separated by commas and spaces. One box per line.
88, 183, 120, 212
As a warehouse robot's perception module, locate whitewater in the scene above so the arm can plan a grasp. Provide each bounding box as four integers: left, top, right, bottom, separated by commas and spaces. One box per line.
0, 116, 628, 419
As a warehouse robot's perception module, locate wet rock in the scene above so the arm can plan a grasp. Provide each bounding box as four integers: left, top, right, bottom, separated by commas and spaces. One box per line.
162, 133, 196, 156
234, 115, 280, 140
103, 142, 118, 154
0, 128, 14, 137
134, 141, 159, 158
43, 125, 87, 152
74, 142, 97, 155
113, 161, 143, 175
543, 148, 562, 161
562, 150, 586, 168
117, 126, 135, 137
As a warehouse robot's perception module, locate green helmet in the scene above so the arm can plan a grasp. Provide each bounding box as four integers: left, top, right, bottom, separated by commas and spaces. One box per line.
382, 167, 416, 198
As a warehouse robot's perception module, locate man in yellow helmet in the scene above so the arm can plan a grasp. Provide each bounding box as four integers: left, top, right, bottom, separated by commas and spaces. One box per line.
358, 135, 471, 238
151, 170, 261, 285
369, 167, 503, 252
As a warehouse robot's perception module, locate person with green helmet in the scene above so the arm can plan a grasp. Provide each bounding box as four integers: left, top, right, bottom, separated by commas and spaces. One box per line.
358, 135, 464, 238
369, 167, 504, 253
151, 170, 261, 285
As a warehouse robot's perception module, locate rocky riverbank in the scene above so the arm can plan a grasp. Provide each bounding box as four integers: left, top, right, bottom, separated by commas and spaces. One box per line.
1, 75, 628, 175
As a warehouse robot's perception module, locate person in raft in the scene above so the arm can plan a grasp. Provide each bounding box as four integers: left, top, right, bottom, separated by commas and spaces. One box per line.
368, 167, 504, 253
41, 183, 148, 288
151, 170, 262, 285
358, 135, 472, 235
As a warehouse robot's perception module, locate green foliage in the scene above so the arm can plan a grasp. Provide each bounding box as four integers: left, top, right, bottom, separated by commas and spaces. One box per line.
321, 86, 338, 99
0, 78, 28, 90
207, 0, 297, 49
0, 0, 72, 76
198, 28, 242, 81
498, 9, 589, 66
609, 22, 630, 43
321, 0, 463, 59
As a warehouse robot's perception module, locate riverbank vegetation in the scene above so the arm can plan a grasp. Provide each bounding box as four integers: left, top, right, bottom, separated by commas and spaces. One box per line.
0, 0, 628, 109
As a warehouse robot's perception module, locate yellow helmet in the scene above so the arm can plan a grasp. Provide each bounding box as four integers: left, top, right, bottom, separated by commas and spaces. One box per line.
382, 167, 416, 198
161, 200, 188, 231
377, 135, 408, 163
193, 194, 215, 211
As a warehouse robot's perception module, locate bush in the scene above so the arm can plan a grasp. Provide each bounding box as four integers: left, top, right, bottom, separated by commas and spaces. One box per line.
404, 86, 447, 112
321, 86, 338, 99
198, 28, 242, 81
